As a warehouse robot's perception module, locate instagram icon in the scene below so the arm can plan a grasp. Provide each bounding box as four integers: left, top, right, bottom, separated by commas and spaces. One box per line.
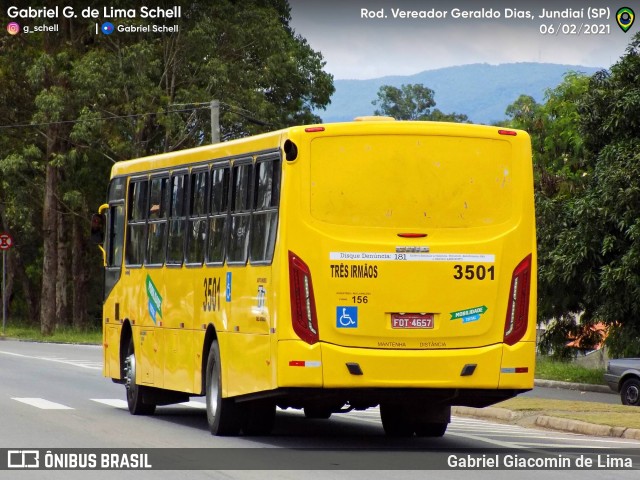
7, 22, 20, 35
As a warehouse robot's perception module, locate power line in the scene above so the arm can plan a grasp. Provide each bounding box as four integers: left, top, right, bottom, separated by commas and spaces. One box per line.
220, 102, 269, 126
0, 101, 269, 131
176, 101, 269, 126
0, 106, 211, 130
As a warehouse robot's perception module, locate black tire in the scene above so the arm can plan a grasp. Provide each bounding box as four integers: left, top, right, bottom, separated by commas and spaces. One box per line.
415, 422, 448, 437
380, 403, 414, 437
124, 338, 156, 415
304, 406, 332, 420
620, 378, 640, 406
206, 341, 241, 436
241, 400, 276, 435
414, 405, 450, 437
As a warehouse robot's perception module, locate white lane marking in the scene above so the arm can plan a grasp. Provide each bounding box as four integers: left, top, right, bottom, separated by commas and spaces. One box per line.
12, 398, 73, 410
350, 413, 640, 448
454, 430, 552, 437
516, 442, 630, 448
91, 399, 207, 410
452, 417, 640, 445
91, 399, 128, 409
0, 350, 102, 370
445, 431, 527, 448
180, 401, 206, 410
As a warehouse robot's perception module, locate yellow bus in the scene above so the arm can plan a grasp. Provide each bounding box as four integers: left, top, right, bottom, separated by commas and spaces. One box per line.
94, 118, 536, 437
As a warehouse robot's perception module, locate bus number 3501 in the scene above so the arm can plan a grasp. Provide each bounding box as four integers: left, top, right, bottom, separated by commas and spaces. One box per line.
203, 277, 221, 312
453, 264, 495, 281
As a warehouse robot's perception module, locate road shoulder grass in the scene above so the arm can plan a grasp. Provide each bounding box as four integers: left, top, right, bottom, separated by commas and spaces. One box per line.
0, 325, 101, 345
535, 356, 605, 385
497, 397, 640, 430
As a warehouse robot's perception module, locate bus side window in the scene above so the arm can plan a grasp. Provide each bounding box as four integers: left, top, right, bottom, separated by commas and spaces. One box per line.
167, 173, 187, 265
250, 156, 281, 264
186, 170, 209, 265
147, 176, 169, 265
108, 204, 125, 267
227, 160, 253, 264
125, 179, 148, 266
207, 165, 230, 265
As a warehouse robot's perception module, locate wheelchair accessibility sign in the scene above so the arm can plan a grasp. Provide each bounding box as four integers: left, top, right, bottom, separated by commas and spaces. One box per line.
337, 306, 358, 328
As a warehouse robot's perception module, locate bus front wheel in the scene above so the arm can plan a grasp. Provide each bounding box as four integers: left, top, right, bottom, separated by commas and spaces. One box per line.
124, 339, 156, 415
206, 341, 241, 436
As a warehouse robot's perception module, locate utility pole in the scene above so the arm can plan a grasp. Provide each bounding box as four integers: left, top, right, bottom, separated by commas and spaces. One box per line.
210, 100, 220, 144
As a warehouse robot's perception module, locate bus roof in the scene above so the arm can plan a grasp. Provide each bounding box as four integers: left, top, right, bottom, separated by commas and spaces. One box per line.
110, 120, 528, 178
110, 128, 285, 178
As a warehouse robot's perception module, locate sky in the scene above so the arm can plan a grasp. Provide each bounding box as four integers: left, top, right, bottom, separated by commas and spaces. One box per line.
288, 0, 635, 79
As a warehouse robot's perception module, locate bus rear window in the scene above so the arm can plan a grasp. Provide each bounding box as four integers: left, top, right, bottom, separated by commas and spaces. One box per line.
310, 135, 514, 228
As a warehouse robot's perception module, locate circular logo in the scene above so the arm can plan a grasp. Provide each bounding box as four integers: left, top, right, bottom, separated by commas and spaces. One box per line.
7, 22, 20, 36
101, 22, 115, 35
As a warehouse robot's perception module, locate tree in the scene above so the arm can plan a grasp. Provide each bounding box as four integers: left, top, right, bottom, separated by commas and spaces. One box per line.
572, 32, 640, 356
372, 84, 468, 122
427, 109, 470, 123
0, 0, 334, 334
509, 33, 640, 357
372, 84, 436, 120
506, 73, 591, 199
0, 26, 43, 323
504, 74, 593, 358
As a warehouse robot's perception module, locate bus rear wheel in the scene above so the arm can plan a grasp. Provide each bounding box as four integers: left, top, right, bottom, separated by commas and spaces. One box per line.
380, 403, 414, 437
124, 338, 156, 415
206, 341, 241, 436
380, 402, 449, 437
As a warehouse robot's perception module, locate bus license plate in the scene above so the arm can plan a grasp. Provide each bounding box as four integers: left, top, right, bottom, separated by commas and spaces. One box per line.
391, 313, 434, 329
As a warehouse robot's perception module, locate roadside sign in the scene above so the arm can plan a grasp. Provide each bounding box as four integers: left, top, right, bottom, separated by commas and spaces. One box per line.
0, 233, 13, 251
1, 232, 10, 335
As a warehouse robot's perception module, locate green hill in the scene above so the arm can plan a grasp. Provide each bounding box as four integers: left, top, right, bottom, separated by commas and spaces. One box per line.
319, 63, 602, 125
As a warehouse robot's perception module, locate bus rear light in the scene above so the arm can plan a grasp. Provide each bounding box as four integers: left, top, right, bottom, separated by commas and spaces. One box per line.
498, 129, 517, 136
501, 367, 529, 374
289, 360, 321, 367
503, 254, 532, 346
305, 126, 325, 133
288, 251, 319, 345
397, 233, 427, 238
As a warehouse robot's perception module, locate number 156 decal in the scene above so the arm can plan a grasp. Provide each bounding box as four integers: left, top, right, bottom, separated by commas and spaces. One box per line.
453, 264, 495, 281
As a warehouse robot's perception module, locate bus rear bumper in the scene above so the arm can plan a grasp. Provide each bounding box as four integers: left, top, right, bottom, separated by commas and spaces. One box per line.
277, 340, 535, 391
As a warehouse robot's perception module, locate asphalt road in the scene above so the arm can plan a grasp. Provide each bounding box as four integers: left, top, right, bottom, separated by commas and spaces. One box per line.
0, 340, 637, 480
523, 384, 618, 404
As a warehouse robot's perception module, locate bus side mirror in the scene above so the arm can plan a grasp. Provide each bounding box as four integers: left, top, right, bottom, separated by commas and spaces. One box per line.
91, 213, 105, 245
